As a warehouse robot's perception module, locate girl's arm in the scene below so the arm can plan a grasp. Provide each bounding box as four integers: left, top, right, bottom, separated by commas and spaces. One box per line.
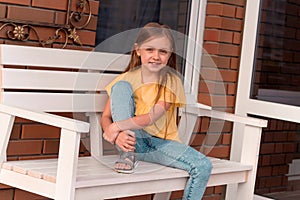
113, 101, 171, 132
100, 98, 136, 151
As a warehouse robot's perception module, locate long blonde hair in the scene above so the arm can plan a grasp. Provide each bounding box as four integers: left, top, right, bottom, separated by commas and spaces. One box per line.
125, 22, 181, 138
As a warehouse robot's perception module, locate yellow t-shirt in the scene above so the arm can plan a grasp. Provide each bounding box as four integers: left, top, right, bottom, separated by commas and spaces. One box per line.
105, 67, 186, 141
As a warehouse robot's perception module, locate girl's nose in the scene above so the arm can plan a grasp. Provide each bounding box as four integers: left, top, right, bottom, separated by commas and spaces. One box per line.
152, 50, 160, 59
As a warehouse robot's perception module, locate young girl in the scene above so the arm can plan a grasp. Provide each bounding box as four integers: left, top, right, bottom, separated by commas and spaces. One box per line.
100, 22, 212, 200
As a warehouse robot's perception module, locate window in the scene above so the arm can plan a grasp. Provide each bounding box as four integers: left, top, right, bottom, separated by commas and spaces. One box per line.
95, 0, 192, 74
251, 0, 300, 107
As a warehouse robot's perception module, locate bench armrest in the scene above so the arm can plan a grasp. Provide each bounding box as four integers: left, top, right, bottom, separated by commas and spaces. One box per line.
185, 103, 268, 128
0, 104, 89, 132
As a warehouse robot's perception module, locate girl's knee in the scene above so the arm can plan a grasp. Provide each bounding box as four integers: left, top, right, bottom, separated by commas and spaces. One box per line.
193, 156, 212, 178
111, 81, 132, 93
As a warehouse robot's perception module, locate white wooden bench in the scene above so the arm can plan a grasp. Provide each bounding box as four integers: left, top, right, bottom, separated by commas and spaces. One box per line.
0, 44, 267, 200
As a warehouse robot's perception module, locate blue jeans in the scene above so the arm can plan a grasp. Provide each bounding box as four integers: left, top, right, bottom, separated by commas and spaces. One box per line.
110, 81, 212, 200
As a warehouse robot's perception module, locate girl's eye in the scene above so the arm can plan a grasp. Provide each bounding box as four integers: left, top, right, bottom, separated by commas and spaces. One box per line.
159, 49, 168, 55
146, 48, 154, 52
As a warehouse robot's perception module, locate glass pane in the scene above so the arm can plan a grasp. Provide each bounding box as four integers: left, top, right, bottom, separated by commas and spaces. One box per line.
95, 0, 191, 74
251, 0, 300, 106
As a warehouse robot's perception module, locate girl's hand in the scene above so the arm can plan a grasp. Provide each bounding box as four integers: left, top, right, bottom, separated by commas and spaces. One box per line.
115, 130, 136, 152
103, 123, 120, 144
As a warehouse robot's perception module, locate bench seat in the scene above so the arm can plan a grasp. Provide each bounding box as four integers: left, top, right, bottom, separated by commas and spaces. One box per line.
1, 156, 252, 199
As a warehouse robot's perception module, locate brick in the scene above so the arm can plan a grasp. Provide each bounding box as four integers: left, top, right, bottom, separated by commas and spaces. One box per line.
14, 189, 49, 200
10, 124, 21, 139
21, 124, 60, 139
198, 93, 235, 107
205, 133, 222, 145
233, 32, 241, 44
118, 194, 152, 200
0, 189, 14, 200
206, 3, 236, 18
0, 4, 6, 18
260, 143, 275, 154
190, 133, 206, 146
204, 187, 214, 195
222, 133, 231, 145
272, 165, 289, 176
207, 0, 245, 7
70, 0, 99, 15
265, 176, 283, 187
199, 81, 227, 95
200, 68, 238, 82
274, 143, 283, 153
205, 16, 243, 31
227, 83, 236, 95
0, 183, 11, 189
219, 69, 238, 82
7, 6, 55, 24
203, 146, 230, 158
170, 190, 183, 198
32, 0, 68, 11
204, 43, 240, 56
76, 30, 96, 46
273, 132, 288, 142
205, 16, 223, 29
202, 194, 222, 200
200, 117, 210, 132
235, 7, 245, 19
43, 140, 59, 154
7, 140, 43, 156
283, 143, 296, 153
214, 186, 224, 194
207, 55, 231, 69
257, 166, 272, 177
270, 154, 286, 165
55, 11, 66, 25
0, 0, 30, 5
204, 29, 233, 43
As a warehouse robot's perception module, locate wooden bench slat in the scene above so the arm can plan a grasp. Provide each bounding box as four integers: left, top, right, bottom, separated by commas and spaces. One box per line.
1, 68, 117, 91
0, 44, 130, 71
1, 156, 252, 189
3, 92, 108, 112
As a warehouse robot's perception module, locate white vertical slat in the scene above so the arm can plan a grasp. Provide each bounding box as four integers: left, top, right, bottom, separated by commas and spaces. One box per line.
226, 125, 263, 200
55, 129, 81, 200
153, 192, 171, 200
178, 111, 198, 145
0, 113, 15, 163
88, 113, 103, 157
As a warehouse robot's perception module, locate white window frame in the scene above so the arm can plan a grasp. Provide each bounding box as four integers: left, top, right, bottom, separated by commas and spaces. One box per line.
183, 0, 207, 103
235, 0, 300, 123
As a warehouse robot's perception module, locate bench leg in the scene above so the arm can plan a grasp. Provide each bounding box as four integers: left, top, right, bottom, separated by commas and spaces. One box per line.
0, 113, 15, 163
226, 124, 263, 200
55, 129, 81, 200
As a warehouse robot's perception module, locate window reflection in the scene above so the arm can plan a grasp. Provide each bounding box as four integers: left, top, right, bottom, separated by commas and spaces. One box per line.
251, 0, 300, 106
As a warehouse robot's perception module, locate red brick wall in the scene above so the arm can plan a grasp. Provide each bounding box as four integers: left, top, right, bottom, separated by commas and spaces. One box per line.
0, 0, 99, 49
255, 118, 300, 194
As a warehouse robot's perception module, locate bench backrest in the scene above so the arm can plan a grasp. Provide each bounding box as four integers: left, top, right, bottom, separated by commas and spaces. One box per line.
0, 44, 197, 156
0, 44, 130, 112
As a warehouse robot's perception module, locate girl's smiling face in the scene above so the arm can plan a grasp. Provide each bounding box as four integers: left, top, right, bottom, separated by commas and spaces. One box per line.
135, 36, 172, 74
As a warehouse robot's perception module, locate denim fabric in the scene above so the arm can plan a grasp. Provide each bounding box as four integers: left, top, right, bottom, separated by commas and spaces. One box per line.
110, 81, 212, 200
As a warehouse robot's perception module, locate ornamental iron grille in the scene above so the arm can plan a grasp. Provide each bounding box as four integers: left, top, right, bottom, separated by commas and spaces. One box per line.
0, 0, 92, 48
